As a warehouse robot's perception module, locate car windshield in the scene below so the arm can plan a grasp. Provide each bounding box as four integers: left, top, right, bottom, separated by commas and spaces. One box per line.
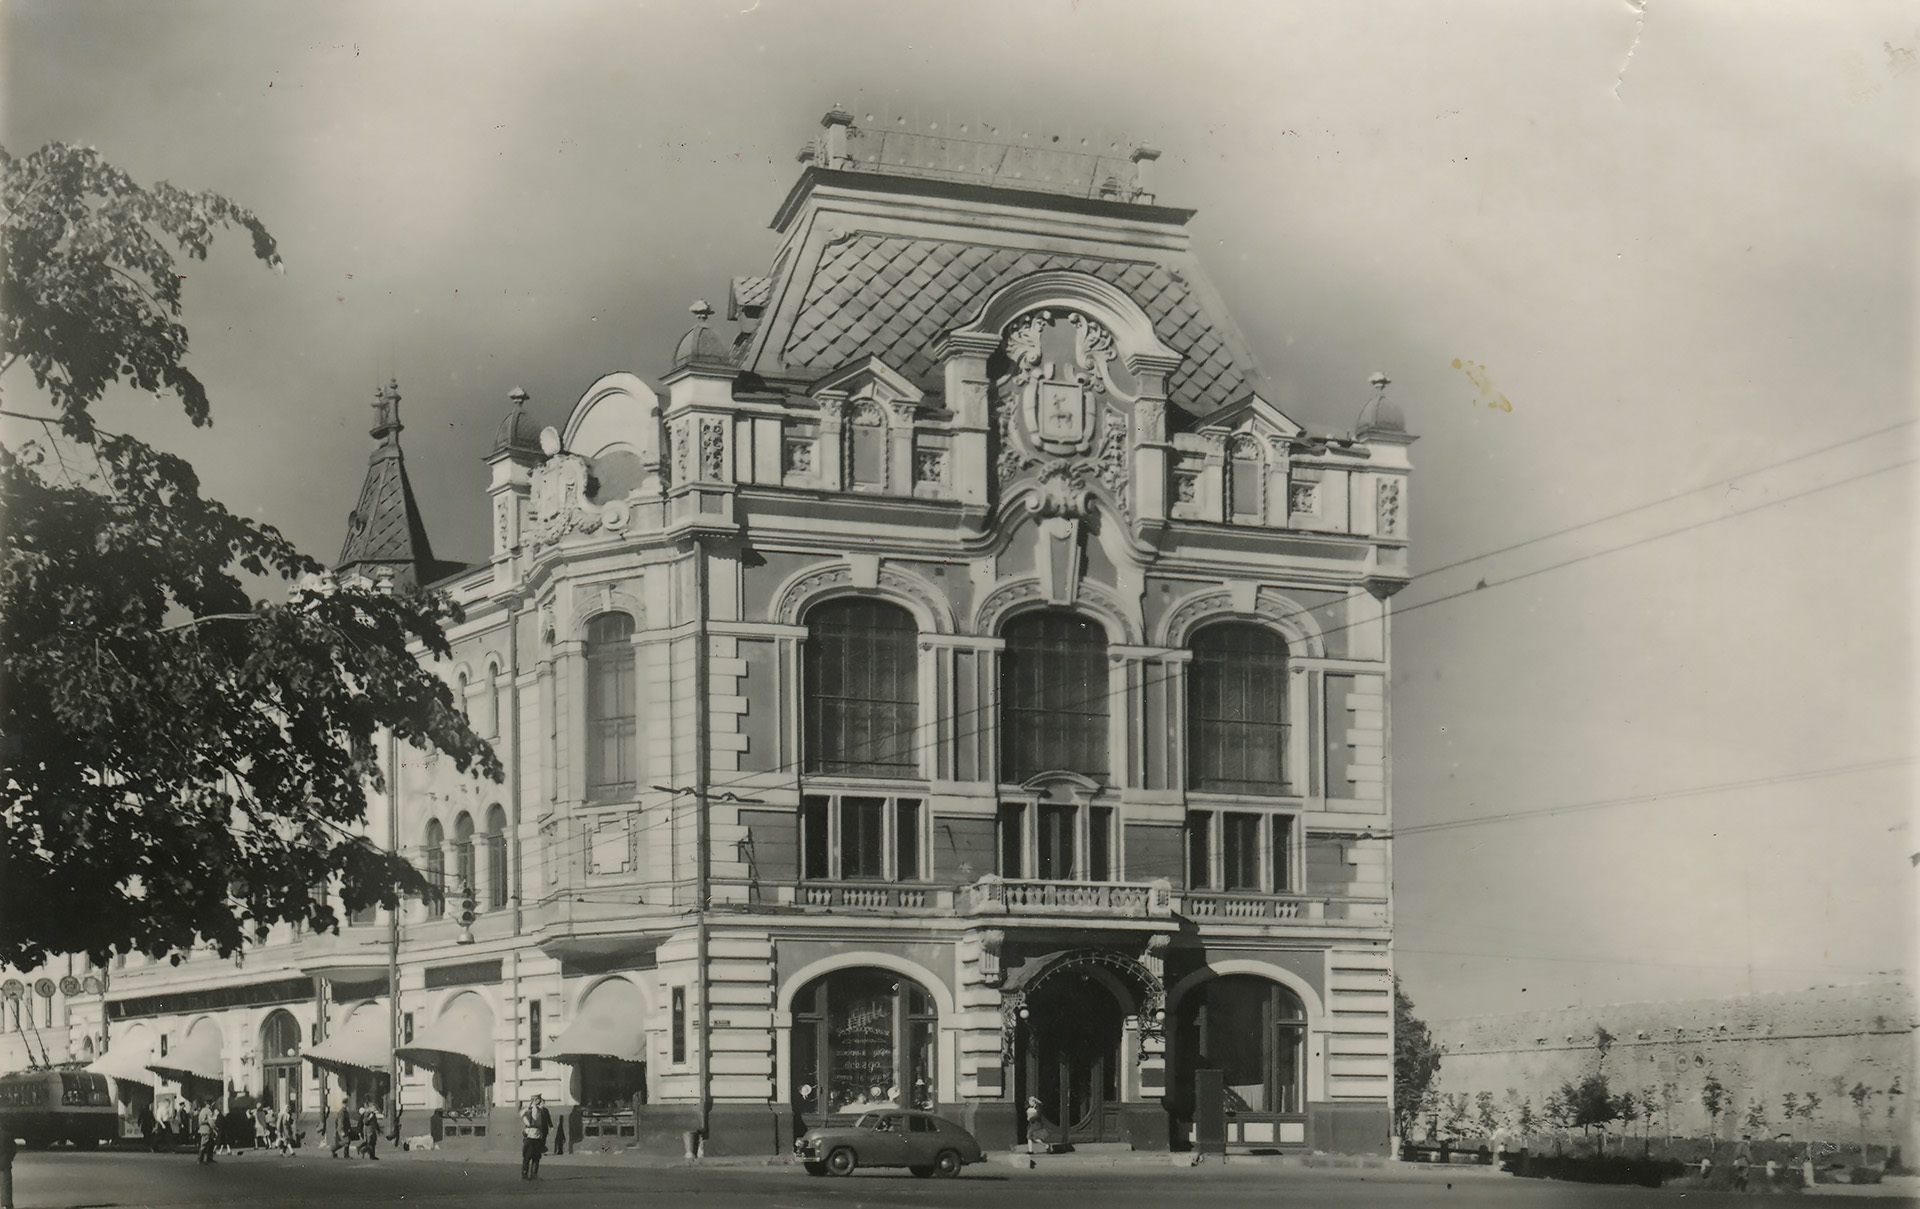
855, 1112, 881, 1130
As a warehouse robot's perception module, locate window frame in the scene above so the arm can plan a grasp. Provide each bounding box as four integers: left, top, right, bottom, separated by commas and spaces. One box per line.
424, 818, 446, 919
999, 609, 1112, 785
799, 791, 928, 884
484, 805, 509, 911
996, 799, 1119, 883
584, 612, 639, 804
1187, 622, 1292, 796
1184, 808, 1297, 894
801, 597, 921, 778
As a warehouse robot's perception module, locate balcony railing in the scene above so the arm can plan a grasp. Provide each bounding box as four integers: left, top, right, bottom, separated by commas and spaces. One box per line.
797, 882, 933, 910
963, 877, 1172, 919
1176, 893, 1387, 923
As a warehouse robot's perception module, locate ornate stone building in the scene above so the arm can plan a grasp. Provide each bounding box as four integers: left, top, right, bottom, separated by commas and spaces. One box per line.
69, 112, 1414, 1156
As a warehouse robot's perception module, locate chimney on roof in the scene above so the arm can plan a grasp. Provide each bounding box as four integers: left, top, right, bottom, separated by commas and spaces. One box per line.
1130, 145, 1161, 203
821, 106, 855, 169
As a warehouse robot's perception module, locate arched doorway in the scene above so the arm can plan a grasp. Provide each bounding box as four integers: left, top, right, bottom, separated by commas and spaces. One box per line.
1017, 969, 1130, 1145
1172, 975, 1308, 1148
259, 1010, 303, 1116
789, 968, 937, 1122
396, 992, 494, 1137
550, 977, 649, 1142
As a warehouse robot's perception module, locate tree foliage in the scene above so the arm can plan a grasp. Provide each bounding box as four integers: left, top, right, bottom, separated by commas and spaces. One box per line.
0, 143, 499, 968
1393, 977, 1443, 1137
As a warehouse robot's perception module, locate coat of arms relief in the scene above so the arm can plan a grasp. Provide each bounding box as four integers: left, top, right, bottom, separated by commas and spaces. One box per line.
993, 307, 1133, 517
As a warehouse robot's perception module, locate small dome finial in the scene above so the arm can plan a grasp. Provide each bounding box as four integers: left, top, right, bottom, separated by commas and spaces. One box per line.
508, 386, 529, 406
1370, 371, 1391, 393
690, 300, 715, 323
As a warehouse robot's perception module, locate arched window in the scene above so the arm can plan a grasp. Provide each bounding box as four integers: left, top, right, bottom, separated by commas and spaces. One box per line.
455, 672, 469, 721
803, 598, 918, 776
485, 804, 509, 911
453, 812, 476, 895
585, 613, 637, 802
487, 661, 504, 740
790, 969, 937, 1116
1000, 610, 1109, 784
424, 819, 446, 918
1189, 623, 1289, 794
1175, 976, 1305, 1115
1229, 435, 1264, 520
259, 1009, 303, 1116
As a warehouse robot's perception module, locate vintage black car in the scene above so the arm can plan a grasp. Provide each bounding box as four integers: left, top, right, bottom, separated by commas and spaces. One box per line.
794, 1109, 986, 1177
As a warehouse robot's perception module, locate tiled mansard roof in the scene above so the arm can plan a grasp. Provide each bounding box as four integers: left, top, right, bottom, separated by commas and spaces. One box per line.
766, 235, 1255, 417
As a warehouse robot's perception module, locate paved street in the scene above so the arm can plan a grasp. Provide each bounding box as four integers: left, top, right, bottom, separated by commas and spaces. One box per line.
8, 1150, 1902, 1208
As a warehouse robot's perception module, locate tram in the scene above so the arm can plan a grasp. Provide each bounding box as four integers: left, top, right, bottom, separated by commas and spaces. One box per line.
0, 1068, 117, 1148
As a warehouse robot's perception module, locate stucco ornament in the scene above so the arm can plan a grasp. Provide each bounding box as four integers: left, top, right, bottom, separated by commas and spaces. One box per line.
528, 427, 601, 546
994, 307, 1132, 517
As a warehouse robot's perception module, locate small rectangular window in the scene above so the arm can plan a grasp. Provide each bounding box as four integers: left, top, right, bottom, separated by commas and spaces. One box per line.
671, 987, 687, 1065
1272, 815, 1293, 892
895, 799, 922, 881
841, 796, 885, 880
1088, 806, 1113, 883
1223, 812, 1262, 892
1188, 813, 1212, 889
998, 802, 1026, 878
801, 796, 831, 880
402, 1012, 414, 1076
850, 422, 886, 488
529, 999, 543, 1072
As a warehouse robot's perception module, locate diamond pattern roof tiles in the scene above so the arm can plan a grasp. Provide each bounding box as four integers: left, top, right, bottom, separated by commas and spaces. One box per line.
771, 235, 1255, 414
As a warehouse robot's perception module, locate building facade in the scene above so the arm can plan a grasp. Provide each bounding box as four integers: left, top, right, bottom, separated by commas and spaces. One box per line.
61, 114, 1414, 1156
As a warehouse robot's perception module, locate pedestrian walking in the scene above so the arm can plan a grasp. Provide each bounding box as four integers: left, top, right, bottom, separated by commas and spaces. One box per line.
519, 1094, 553, 1180
330, 1101, 354, 1158
1025, 1097, 1043, 1168
276, 1102, 295, 1155
1732, 1135, 1753, 1191
386, 1099, 402, 1147
358, 1103, 381, 1160
195, 1100, 219, 1165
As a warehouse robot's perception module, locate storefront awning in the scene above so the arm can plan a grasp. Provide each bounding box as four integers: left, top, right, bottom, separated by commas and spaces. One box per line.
395, 997, 493, 1070
146, 1028, 222, 1085
303, 1011, 391, 1077
548, 998, 646, 1064
87, 1045, 157, 1086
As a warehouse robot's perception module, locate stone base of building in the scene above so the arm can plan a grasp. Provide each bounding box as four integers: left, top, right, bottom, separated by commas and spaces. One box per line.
1308, 1102, 1391, 1155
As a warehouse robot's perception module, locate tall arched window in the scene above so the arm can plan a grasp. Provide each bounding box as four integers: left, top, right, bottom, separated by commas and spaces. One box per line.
487, 661, 504, 740
455, 672, 469, 721
586, 613, 637, 802
847, 401, 887, 489
424, 819, 446, 918
453, 812, 476, 894
1189, 623, 1289, 793
790, 969, 937, 1116
1000, 610, 1109, 784
803, 598, 918, 776
1175, 976, 1305, 1114
485, 804, 509, 911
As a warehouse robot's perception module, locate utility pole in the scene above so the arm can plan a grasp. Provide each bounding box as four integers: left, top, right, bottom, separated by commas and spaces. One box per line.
693, 539, 712, 1152
388, 730, 403, 1126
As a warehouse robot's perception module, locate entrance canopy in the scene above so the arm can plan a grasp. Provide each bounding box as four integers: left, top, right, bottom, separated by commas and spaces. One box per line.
146, 1021, 222, 1086
304, 1007, 390, 1077
87, 1043, 157, 1087
395, 993, 493, 1071
548, 979, 646, 1064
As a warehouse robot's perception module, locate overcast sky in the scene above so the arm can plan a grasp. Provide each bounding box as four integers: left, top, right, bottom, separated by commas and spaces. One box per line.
4, 0, 1913, 1021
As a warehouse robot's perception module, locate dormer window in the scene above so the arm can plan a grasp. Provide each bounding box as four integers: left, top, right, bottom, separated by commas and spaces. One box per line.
1229, 435, 1264, 521
847, 400, 887, 490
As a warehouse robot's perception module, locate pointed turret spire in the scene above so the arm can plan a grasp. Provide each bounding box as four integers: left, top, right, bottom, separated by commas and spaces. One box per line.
336, 378, 464, 592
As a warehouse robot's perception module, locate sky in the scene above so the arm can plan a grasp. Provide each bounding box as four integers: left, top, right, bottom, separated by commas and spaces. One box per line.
3, 0, 1914, 1022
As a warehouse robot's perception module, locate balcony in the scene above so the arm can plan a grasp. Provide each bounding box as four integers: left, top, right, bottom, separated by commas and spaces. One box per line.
1176, 893, 1387, 924
962, 877, 1173, 919
797, 882, 941, 910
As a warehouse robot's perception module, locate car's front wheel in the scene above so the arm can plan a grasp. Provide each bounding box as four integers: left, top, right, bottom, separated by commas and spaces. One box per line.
908, 1165, 934, 1178
825, 1146, 857, 1176
933, 1148, 963, 1178
802, 1161, 827, 1177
